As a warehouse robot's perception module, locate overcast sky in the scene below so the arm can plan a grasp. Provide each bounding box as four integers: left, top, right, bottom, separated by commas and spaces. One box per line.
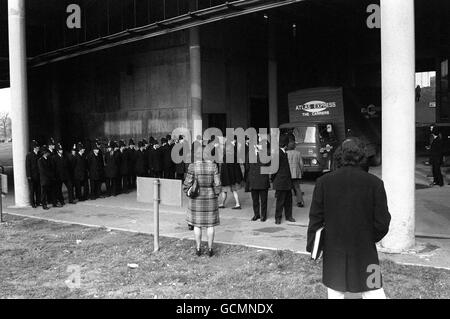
0, 88, 11, 114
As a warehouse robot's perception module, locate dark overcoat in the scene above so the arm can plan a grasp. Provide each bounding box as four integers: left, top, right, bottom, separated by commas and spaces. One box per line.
38, 156, 55, 186
128, 149, 137, 175
54, 153, 71, 181
134, 150, 148, 176
271, 149, 293, 190
104, 150, 120, 178
162, 144, 174, 171
26, 151, 40, 181
247, 154, 270, 190
306, 166, 391, 293
119, 149, 130, 175
149, 147, 163, 172
73, 153, 88, 181
430, 136, 444, 164
87, 152, 104, 181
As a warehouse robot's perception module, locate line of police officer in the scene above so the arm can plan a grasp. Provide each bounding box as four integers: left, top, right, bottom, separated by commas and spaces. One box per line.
25, 135, 184, 210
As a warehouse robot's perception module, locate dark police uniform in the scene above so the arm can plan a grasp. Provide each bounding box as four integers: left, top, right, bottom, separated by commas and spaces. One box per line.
38, 149, 57, 209
134, 142, 148, 177
54, 144, 74, 205
104, 142, 120, 196
87, 148, 105, 199
73, 144, 89, 201
25, 140, 41, 208
118, 141, 130, 193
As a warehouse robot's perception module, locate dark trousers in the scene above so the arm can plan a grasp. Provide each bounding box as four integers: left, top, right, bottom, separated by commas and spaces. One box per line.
41, 184, 55, 207
275, 190, 293, 220
105, 177, 119, 196
120, 175, 129, 193
129, 175, 136, 189
55, 180, 74, 204
74, 179, 89, 201
89, 179, 102, 199
28, 179, 41, 206
251, 190, 268, 219
432, 159, 443, 186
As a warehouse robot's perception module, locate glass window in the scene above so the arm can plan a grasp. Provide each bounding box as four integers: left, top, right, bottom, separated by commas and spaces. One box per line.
293, 126, 317, 144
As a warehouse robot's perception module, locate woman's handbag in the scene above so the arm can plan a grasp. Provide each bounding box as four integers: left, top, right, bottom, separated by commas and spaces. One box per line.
187, 175, 200, 198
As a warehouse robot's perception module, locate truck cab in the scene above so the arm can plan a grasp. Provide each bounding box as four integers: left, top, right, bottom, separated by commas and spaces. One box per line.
280, 122, 338, 173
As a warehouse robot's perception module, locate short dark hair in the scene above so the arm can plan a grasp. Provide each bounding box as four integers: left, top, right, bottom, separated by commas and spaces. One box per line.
333, 138, 367, 168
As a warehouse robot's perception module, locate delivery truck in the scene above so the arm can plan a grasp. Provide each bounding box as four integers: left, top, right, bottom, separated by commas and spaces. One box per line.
280, 87, 382, 173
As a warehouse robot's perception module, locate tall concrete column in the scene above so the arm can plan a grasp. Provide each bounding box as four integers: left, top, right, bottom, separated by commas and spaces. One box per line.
380, 0, 416, 252
8, 0, 30, 207
268, 22, 278, 129
189, 27, 202, 140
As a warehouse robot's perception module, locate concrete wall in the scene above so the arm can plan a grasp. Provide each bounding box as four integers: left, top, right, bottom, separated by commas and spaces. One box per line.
29, 31, 191, 146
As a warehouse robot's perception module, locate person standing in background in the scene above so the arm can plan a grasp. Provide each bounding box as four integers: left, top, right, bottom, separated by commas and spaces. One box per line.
87, 144, 105, 199
286, 139, 305, 207
128, 139, 137, 189
54, 143, 74, 205
134, 141, 148, 178
428, 128, 444, 187
271, 134, 295, 224
104, 141, 120, 197
73, 143, 89, 201
175, 135, 188, 181
248, 139, 271, 222
38, 147, 57, 210
26, 140, 41, 208
119, 140, 130, 193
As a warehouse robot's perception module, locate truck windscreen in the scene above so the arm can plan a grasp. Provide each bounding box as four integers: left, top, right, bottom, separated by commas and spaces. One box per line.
293, 126, 317, 144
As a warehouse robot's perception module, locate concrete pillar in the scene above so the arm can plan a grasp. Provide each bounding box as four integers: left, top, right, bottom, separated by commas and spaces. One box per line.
380, 0, 416, 252
8, 0, 29, 207
268, 22, 278, 129
189, 27, 202, 140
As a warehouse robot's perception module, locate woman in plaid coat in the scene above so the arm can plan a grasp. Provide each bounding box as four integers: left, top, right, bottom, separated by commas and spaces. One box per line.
183, 158, 222, 257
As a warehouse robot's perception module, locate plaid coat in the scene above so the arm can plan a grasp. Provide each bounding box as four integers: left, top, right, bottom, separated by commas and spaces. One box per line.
183, 161, 222, 227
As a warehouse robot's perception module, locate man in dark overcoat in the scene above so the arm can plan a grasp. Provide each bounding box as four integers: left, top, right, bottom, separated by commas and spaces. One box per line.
73, 143, 89, 201
429, 128, 444, 187
248, 140, 271, 222
128, 139, 137, 189
118, 140, 130, 193
26, 140, 41, 208
161, 137, 175, 179
54, 143, 75, 205
307, 138, 391, 299
271, 134, 295, 224
134, 141, 148, 177
104, 141, 120, 196
87, 144, 104, 199
149, 141, 163, 178
38, 147, 57, 210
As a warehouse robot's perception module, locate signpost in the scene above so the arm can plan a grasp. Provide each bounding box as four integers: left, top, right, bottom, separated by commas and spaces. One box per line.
137, 177, 183, 252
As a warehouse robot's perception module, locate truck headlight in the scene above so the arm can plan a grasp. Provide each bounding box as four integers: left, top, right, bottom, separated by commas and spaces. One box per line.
311, 158, 318, 165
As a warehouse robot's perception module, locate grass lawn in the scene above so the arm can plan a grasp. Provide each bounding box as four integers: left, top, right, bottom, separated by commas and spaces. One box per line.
0, 214, 449, 299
